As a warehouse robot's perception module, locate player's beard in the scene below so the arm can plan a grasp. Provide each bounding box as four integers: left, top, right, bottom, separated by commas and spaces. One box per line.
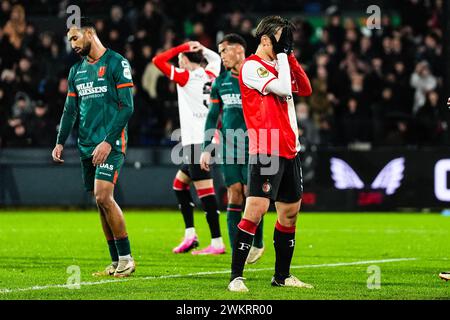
227, 62, 239, 72
223, 60, 234, 70
78, 41, 92, 57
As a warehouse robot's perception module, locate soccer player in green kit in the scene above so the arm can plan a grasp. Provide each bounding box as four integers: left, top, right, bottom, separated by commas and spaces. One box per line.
200, 34, 265, 264
51, 18, 135, 277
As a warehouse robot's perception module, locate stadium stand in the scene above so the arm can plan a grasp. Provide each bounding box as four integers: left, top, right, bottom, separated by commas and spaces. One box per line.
0, 0, 448, 149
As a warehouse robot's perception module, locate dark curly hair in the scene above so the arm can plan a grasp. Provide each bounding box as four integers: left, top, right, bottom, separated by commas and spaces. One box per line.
183, 51, 204, 64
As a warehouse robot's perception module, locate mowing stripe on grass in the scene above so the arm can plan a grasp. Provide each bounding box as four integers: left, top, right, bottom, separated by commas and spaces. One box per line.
0, 258, 417, 294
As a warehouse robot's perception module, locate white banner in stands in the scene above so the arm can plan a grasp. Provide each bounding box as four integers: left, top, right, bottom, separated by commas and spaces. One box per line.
435, 159, 450, 202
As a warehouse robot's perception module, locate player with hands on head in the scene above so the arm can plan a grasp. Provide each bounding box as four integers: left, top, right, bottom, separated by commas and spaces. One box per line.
227, 16, 313, 292
153, 40, 226, 255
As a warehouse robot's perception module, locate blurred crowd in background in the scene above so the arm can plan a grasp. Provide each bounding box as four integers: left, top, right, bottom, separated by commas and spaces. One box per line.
0, 0, 448, 149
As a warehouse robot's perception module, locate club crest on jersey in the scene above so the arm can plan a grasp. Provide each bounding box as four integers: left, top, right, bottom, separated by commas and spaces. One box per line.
98, 66, 106, 78
262, 181, 272, 194
257, 67, 269, 78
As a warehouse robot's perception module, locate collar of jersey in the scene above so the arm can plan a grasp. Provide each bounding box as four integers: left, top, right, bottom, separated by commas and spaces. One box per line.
86, 48, 108, 64
251, 54, 276, 68
260, 58, 276, 66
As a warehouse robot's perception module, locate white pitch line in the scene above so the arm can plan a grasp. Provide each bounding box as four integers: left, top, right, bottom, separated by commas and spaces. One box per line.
0, 257, 417, 294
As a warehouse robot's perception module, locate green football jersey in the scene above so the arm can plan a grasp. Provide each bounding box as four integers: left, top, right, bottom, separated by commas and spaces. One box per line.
56, 49, 134, 159
203, 70, 248, 162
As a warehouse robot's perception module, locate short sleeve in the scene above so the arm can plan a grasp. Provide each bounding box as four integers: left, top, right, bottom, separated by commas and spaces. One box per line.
241, 60, 277, 95
172, 67, 190, 86
113, 58, 134, 89
209, 79, 221, 105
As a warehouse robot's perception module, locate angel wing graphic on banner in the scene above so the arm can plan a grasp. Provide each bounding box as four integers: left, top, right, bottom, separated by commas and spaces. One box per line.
370, 158, 405, 195
330, 157, 405, 195
330, 158, 364, 189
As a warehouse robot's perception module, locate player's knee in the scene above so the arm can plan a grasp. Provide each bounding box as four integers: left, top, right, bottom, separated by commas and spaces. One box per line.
229, 183, 243, 193
229, 193, 243, 206
249, 198, 269, 213
284, 201, 301, 217
95, 192, 113, 209
285, 208, 299, 222
256, 204, 269, 217
279, 214, 297, 227
228, 184, 243, 204
243, 198, 269, 221
278, 210, 299, 227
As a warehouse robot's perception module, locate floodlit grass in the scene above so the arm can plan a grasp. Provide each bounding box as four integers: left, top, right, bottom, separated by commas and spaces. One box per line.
0, 211, 449, 300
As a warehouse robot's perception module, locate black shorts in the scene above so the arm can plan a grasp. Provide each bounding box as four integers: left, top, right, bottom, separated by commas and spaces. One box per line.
179, 144, 211, 181
248, 153, 303, 203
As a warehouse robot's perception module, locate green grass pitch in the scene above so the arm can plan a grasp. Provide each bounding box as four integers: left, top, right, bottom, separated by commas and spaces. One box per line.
0, 211, 449, 300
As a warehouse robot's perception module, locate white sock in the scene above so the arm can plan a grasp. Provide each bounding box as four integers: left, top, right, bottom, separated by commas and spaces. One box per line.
119, 254, 132, 261
211, 237, 224, 249
185, 227, 196, 238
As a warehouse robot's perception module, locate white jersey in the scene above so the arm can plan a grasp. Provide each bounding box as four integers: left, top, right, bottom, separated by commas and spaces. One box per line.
176, 67, 216, 146
153, 44, 221, 146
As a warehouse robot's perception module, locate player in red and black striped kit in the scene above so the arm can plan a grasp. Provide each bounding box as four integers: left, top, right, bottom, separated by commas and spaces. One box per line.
227, 16, 313, 292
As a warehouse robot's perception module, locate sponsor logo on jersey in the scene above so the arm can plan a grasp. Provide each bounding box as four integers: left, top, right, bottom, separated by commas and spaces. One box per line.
193, 73, 206, 79
99, 163, 114, 171
76, 70, 87, 74
221, 93, 241, 105
278, 94, 293, 102
192, 112, 207, 119
98, 66, 106, 78
257, 67, 269, 78
76, 81, 108, 97
98, 172, 112, 177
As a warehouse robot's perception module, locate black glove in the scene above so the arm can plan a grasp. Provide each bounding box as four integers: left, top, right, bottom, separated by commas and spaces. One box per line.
272, 26, 293, 55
